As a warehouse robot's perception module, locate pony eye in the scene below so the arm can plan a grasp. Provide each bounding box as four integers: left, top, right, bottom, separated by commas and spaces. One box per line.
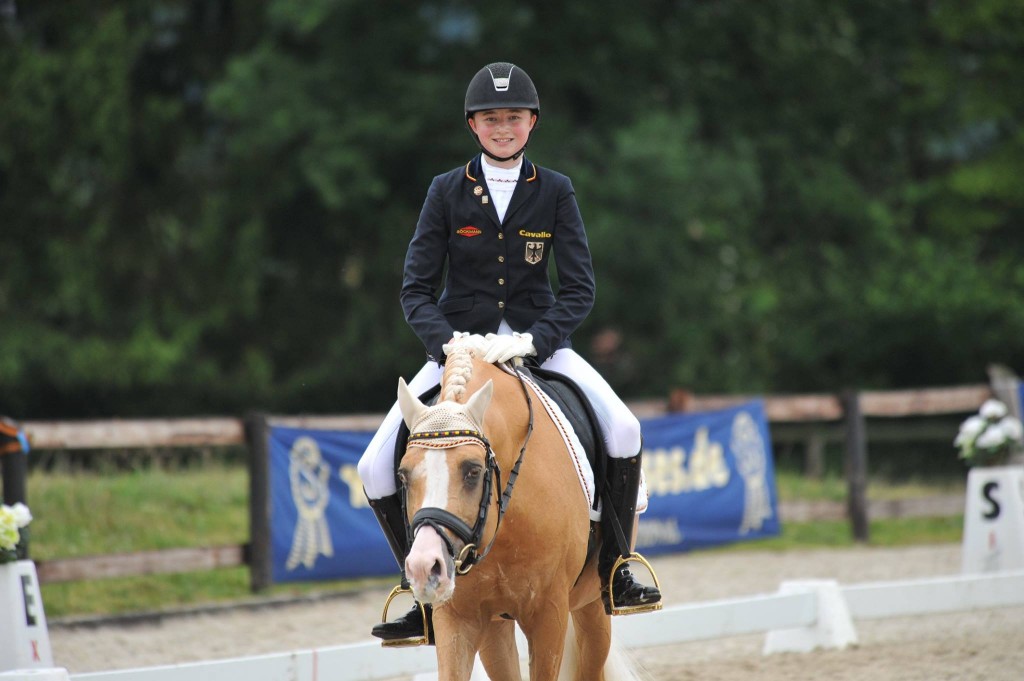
462, 462, 483, 486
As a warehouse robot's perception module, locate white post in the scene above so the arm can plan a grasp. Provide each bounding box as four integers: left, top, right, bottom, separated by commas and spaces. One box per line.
763, 580, 858, 654
962, 465, 1024, 573
0, 560, 55, 672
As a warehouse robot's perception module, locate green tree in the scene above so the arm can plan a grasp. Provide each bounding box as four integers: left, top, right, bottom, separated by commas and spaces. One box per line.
2, 0, 1024, 419
0, 2, 271, 416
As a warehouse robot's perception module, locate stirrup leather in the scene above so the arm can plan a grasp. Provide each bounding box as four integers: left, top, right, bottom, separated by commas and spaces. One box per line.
379, 585, 430, 647
607, 552, 663, 616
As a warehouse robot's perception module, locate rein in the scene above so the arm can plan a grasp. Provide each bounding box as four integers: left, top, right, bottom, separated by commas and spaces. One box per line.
406, 365, 534, 574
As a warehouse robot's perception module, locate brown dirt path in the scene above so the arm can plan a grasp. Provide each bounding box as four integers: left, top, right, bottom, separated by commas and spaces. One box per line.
49, 543, 1024, 680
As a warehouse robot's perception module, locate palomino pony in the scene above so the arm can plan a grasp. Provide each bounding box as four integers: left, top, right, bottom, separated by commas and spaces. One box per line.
393, 343, 644, 681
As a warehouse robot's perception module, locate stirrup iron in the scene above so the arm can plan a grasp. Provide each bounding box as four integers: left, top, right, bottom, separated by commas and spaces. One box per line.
607, 552, 663, 616
379, 584, 430, 647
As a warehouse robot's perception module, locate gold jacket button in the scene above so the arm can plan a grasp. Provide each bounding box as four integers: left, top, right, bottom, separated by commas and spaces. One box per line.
498, 232, 504, 240
498, 256, 505, 263
498, 278, 505, 285
498, 301, 505, 309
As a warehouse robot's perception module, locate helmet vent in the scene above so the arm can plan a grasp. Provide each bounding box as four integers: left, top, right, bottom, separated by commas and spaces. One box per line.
486, 62, 515, 92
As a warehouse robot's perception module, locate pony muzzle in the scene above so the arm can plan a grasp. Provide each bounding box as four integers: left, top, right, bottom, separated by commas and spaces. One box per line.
405, 525, 457, 603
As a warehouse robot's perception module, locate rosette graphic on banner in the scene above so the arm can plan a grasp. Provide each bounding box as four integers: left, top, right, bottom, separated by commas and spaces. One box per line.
731, 411, 773, 535
635, 400, 780, 555
285, 436, 334, 571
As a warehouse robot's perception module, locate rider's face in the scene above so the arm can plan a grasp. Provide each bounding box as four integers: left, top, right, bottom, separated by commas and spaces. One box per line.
468, 108, 537, 166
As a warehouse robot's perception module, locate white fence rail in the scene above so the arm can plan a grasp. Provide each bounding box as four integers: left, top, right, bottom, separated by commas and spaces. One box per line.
59, 568, 1024, 681
611, 591, 816, 648
844, 569, 1024, 620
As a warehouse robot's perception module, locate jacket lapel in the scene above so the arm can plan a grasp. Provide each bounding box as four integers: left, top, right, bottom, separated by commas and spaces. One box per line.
464, 156, 502, 228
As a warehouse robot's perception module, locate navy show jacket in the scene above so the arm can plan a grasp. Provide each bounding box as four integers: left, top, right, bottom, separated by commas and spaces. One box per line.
401, 154, 596, 363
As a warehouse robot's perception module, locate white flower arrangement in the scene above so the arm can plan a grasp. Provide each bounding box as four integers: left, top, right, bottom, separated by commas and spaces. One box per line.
955, 399, 1024, 467
0, 501, 32, 564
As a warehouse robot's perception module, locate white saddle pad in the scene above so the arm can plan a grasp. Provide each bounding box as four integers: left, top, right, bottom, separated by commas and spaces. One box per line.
505, 367, 649, 519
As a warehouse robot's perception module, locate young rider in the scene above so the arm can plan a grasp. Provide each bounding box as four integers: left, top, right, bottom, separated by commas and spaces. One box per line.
357, 61, 661, 645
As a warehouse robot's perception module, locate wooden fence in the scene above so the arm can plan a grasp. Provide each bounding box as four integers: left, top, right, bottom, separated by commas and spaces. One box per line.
0, 382, 998, 592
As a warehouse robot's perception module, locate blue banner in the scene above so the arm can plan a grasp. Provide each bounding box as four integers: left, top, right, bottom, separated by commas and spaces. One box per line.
267, 400, 780, 583
268, 427, 392, 583
636, 400, 780, 555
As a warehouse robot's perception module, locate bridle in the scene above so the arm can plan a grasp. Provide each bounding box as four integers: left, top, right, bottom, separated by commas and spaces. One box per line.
402, 366, 534, 575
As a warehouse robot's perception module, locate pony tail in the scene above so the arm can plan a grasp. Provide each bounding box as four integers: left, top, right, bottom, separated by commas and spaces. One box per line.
602, 643, 652, 681
558, 616, 651, 681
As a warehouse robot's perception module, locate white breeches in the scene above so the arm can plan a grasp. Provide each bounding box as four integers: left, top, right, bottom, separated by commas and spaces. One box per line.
358, 339, 642, 501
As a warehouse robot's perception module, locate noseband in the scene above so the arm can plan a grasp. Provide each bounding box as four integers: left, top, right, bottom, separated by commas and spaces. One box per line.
403, 368, 534, 574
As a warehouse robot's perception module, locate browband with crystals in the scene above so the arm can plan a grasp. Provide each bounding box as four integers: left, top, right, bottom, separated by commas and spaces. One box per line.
408, 429, 485, 442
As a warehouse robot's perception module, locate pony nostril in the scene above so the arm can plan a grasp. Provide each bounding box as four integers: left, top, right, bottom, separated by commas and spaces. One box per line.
431, 559, 443, 578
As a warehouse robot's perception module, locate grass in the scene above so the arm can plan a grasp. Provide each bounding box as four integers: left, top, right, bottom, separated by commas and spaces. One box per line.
716, 515, 962, 552
30, 466, 249, 557
773, 470, 964, 503
22, 465, 965, 619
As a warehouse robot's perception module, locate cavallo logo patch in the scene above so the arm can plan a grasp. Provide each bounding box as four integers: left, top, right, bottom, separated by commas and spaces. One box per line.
457, 226, 482, 237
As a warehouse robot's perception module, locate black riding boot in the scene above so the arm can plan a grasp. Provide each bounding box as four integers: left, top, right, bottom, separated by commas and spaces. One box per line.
599, 452, 662, 615
367, 493, 434, 645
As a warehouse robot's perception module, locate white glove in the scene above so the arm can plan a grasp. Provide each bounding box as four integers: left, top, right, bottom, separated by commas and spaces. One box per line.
442, 331, 489, 357
483, 332, 537, 364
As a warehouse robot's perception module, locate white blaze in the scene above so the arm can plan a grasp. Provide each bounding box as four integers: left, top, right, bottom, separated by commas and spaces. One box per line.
407, 450, 457, 604
420, 450, 450, 510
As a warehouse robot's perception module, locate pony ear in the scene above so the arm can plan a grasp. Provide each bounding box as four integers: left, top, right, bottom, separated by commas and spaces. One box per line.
397, 377, 428, 430
464, 380, 493, 429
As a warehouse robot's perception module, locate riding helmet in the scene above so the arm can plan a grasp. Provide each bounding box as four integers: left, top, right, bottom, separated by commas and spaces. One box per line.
464, 62, 540, 120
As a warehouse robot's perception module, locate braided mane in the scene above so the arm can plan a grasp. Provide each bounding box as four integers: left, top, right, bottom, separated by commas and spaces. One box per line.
441, 344, 476, 403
